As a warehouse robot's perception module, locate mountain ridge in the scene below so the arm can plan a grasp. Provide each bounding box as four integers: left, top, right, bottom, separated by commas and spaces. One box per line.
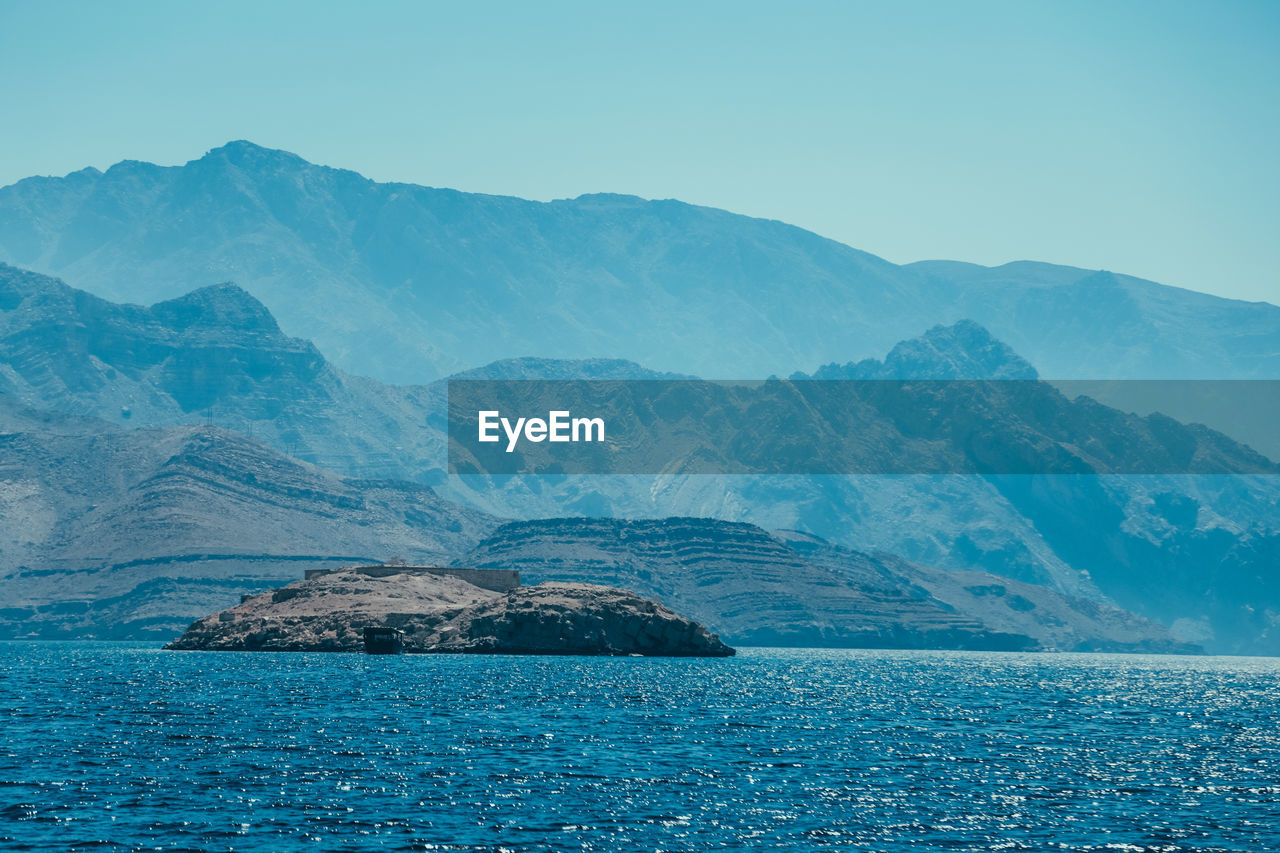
2, 141, 1275, 382
3, 264, 1279, 652
1, 388, 1197, 654
465, 516, 1193, 653
0, 403, 499, 639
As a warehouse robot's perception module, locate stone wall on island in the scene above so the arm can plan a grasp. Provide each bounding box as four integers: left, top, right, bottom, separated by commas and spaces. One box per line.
303, 565, 521, 593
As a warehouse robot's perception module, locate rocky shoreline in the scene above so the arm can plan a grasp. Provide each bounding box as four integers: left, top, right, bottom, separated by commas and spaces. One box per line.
165, 568, 735, 657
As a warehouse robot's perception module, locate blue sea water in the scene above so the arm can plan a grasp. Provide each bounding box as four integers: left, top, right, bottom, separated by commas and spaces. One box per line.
1, 644, 1277, 852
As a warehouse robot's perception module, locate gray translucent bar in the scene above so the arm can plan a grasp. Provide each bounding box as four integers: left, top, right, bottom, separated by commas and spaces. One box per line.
447, 379, 1280, 476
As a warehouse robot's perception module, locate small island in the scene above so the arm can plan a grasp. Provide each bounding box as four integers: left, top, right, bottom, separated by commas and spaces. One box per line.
165, 565, 735, 657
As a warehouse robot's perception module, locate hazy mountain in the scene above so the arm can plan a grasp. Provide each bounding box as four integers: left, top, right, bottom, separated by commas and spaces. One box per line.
1, 141, 1276, 382
467, 517, 1193, 653
0, 392, 1194, 653
6, 263, 1269, 480
0, 262, 443, 479
3, 266, 1278, 652
799, 319, 1039, 380
0, 263, 684, 481
0, 406, 497, 639
906, 261, 1280, 379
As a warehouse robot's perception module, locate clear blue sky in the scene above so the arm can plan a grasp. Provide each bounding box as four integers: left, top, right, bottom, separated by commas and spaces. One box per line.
2, 0, 1277, 304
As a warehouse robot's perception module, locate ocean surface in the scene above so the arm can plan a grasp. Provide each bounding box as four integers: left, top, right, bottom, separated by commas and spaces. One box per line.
1, 644, 1277, 852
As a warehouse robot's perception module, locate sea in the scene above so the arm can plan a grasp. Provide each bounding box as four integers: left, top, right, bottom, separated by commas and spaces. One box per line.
2, 643, 1277, 852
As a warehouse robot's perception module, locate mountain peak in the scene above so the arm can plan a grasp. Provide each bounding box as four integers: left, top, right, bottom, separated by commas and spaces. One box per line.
102, 158, 162, 178
446, 356, 690, 381
568, 192, 648, 206
150, 282, 281, 333
883, 320, 1038, 379
800, 320, 1038, 380
3, 143, 1277, 382
193, 140, 309, 172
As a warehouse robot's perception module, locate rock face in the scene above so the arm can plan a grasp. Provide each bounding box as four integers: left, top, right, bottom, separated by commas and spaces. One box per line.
801, 319, 1040, 380
0, 401, 497, 640
468, 517, 1198, 654
165, 568, 735, 657
410, 584, 735, 656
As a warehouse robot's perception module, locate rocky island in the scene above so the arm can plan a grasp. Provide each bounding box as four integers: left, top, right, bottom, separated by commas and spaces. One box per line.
165, 566, 735, 656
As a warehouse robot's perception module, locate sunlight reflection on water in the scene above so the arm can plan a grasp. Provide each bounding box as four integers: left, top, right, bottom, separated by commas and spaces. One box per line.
1, 643, 1278, 851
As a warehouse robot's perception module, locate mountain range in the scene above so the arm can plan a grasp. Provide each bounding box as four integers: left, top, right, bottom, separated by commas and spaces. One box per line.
2, 264, 1278, 652
0, 398, 495, 639
0, 394, 1194, 655
1, 141, 1276, 383
0, 142, 1277, 655
469, 517, 1193, 653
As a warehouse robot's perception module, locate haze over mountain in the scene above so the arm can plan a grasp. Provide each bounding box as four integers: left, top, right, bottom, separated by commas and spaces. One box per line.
0, 395, 1192, 654
1, 141, 1276, 383
466, 517, 1192, 653
0, 404, 497, 640
2, 264, 1277, 652
0, 263, 442, 479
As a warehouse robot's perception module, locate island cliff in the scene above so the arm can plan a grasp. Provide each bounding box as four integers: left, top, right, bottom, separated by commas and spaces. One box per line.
165, 567, 735, 657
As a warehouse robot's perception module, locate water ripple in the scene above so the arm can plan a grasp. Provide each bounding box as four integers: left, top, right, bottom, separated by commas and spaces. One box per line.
1, 644, 1278, 851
